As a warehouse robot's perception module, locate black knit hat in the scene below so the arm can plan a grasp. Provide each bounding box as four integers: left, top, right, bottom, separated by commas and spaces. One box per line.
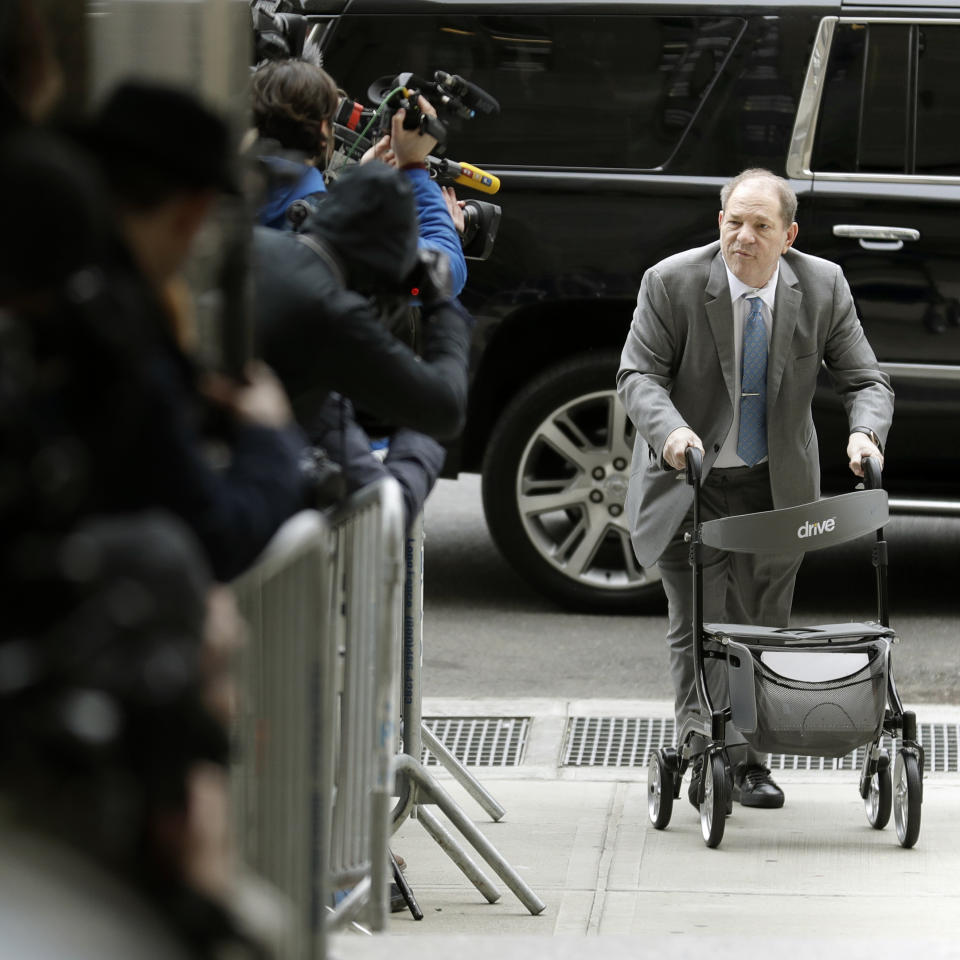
305, 162, 420, 290
84, 80, 239, 196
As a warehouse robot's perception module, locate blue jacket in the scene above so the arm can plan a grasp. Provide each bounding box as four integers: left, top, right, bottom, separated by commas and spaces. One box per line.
258, 160, 467, 295
404, 166, 467, 297
258, 157, 327, 230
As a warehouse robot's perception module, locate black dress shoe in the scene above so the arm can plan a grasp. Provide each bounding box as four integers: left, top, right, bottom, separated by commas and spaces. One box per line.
733, 764, 784, 808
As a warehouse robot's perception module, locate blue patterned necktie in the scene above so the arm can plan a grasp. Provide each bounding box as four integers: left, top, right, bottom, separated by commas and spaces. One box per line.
737, 296, 768, 466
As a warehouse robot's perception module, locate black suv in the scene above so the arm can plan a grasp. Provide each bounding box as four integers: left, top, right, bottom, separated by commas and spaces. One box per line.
310, 0, 960, 611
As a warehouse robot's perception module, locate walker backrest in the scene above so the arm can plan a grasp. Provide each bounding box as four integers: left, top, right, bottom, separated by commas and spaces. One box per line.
699, 489, 888, 554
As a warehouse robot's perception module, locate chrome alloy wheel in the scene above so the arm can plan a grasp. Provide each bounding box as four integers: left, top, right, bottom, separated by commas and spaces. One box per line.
514, 389, 660, 594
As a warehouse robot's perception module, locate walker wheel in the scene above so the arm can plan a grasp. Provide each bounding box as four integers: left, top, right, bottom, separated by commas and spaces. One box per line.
894, 750, 922, 848
648, 749, 675, 830
864, 751, 891, 830
700, 751, 727, 848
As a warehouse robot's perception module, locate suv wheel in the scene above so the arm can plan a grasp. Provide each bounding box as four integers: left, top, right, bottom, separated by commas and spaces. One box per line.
481, 352, 664, 612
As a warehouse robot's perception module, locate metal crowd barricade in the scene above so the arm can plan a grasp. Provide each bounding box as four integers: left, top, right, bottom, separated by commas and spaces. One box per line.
392, 515, 545, 917
231, 478, 405, 958
323, 479, 405, 932
231, 510, 334, 960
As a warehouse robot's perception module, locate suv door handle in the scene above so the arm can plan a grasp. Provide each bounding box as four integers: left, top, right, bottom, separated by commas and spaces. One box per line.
832, 224, 921, 251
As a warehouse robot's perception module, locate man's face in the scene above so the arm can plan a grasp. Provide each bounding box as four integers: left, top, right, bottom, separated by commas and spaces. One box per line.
719, 179, 798, 288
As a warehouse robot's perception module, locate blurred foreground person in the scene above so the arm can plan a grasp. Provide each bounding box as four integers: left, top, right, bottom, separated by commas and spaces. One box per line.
0, 82, 306, 612
0, 0, 63, 132
0, 513, 273, 959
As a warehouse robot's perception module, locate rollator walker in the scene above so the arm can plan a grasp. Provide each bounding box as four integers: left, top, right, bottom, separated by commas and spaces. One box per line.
647, 447, 923, 849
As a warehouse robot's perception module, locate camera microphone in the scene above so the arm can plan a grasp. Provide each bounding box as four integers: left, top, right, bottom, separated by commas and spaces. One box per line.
433, 157, 500, 195
434, 71, 501, 116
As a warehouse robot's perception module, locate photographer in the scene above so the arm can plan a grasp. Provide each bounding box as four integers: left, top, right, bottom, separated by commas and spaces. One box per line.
251, 57, 467, 296
251, 57, 338, 229
253, 159, 472, 452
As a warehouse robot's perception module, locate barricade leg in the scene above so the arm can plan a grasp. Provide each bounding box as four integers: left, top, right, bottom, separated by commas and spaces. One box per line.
392, 515, 545, 917
399, 518, 506, 822
391, 762, 501, 903
395, 756, 545, 915
421, 724, 507, 822
415, 804, 501, 903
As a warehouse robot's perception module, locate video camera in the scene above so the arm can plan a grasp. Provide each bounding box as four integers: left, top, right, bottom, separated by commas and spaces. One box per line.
331, 71, 502, 260
333, 70, 499, 159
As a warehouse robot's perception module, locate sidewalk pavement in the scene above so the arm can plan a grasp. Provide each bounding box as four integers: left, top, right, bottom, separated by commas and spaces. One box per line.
331, 698, 960, 960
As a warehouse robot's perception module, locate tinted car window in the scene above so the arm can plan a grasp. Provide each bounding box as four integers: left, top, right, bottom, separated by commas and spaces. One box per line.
325, 14, 744, 168
814, 21, 960, 175
916, 25, 960, 174
676, 14, 811, 176
859, 24, 911, 173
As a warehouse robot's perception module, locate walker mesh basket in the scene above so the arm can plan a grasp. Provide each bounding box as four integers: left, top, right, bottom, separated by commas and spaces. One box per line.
710, 623, 893, 758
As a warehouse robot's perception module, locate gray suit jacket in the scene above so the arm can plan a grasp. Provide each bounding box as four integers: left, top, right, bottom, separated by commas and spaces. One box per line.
616, 241, 894, 569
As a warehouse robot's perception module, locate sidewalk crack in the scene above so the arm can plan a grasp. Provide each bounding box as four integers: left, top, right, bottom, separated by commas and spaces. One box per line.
585, 780, 628, 934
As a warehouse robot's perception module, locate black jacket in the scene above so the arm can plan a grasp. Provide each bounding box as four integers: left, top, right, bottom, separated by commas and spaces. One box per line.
0, 129, 305, 601
67, 257, 305, 584
253, 162, 472, 442
311, 393, 445, 529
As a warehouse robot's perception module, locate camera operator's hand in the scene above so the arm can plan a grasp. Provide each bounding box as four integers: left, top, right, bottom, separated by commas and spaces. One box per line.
416, 248, 453, 312
360, 132, 395, 167
391, 95, 439, 167
442, 186, 466, 235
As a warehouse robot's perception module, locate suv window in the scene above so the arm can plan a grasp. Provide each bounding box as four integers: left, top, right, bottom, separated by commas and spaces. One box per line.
326, 14, 744, 169
813, 21, 960, 175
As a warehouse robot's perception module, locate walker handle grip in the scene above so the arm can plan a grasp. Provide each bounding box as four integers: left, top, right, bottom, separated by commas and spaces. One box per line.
685, 446, 703, 486
861, 454, 882, 491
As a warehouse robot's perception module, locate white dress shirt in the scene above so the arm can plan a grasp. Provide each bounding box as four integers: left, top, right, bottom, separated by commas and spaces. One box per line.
713, 258, 779, 467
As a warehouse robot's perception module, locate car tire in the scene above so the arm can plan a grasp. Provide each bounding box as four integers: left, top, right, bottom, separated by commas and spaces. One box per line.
481, 351, 664, 613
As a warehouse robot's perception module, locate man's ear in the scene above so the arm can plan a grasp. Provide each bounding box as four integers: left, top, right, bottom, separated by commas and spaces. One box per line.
783, 221, 799, 252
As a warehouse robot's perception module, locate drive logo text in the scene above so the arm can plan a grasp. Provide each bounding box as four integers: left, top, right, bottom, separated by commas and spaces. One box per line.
797, 517, 836, 539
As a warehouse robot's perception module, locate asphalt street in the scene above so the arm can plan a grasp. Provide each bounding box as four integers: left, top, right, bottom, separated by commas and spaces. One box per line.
421, 474, 960, 704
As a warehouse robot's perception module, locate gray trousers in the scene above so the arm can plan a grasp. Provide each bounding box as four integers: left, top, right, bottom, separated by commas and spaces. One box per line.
657, 463, 803, 767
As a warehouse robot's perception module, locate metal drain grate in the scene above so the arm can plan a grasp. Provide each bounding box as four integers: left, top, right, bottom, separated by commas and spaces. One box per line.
563, 716, 677, 768
421, 717, 529, 767
562, 717, 960, 773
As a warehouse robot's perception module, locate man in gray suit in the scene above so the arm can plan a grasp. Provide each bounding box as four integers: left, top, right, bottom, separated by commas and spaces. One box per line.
617, 168, 893, 809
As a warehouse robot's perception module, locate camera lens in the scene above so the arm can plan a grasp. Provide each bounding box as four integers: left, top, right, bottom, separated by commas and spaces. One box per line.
460, 200, 479, 244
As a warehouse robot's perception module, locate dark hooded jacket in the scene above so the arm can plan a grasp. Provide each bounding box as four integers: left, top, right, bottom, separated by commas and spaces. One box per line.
0, 129, 306, 593
253, 162, 472, 442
